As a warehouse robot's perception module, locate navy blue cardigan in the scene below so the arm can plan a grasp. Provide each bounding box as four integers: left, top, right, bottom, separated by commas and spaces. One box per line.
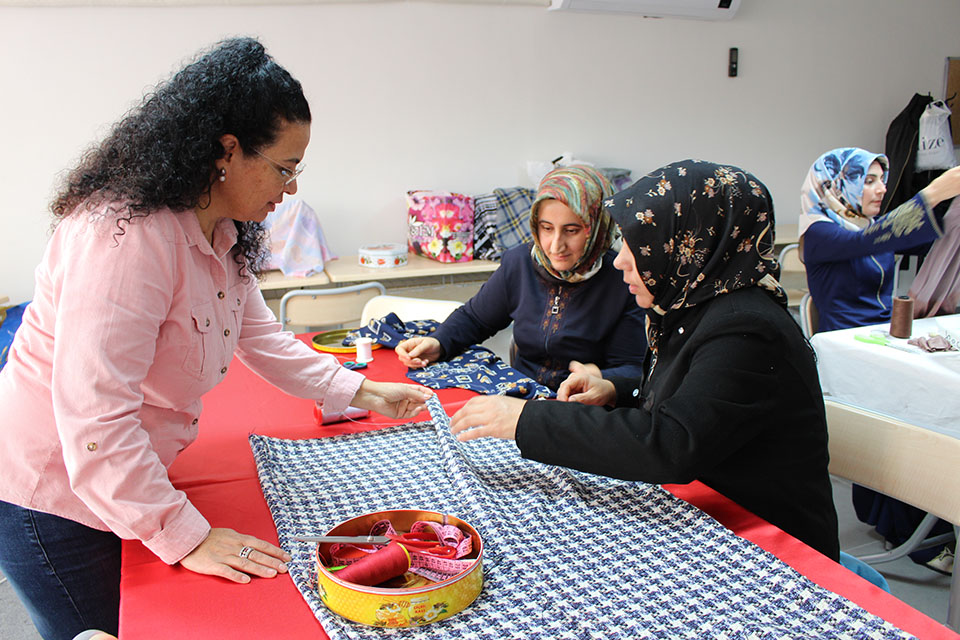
803, 194, 944, 332
431, 244, 647, 390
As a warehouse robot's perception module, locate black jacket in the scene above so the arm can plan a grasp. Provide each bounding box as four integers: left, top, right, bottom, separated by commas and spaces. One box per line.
516, 287, 840, 560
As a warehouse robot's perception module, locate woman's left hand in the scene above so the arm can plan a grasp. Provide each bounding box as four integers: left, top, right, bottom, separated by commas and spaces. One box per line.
449, 395, 526, 442
350, 379, 434, 419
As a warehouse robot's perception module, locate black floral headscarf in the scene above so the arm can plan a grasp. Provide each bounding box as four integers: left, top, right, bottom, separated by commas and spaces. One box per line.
604, 159, 785, 353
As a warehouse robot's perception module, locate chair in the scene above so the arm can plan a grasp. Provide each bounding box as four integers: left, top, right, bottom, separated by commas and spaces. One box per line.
776, 243, 808, 308
278, 282, 386, 331
359, 295, 463, 326
824, 399, 960, 629
798, 293, 818, 339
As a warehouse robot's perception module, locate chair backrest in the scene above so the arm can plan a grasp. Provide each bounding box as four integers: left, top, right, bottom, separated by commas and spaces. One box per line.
799, 293, 819, 339
824, 399, 960, 526
278, 282, 386, 331
776, 243, 808, 307
360, 295, 463, 326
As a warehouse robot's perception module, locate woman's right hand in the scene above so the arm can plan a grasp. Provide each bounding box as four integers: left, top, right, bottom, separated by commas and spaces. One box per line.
557, 371, 616, 406
920, 165, 960, 208
396, 336, 442, 368
179, 527, 292, 584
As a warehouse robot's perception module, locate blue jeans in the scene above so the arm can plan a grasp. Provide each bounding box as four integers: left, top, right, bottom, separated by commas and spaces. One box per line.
0, 500, 120, 640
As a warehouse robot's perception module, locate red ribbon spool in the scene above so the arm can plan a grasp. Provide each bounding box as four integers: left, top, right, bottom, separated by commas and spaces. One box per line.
333, 542, 411, 587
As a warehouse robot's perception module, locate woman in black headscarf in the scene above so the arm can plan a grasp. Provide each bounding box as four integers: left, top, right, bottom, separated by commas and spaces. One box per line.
450, 160, 840, 561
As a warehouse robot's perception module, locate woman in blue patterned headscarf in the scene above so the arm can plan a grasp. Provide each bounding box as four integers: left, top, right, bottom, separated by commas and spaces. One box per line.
799, 147, 888, 234
799, 147, 960, 333
800, 148, 960, 573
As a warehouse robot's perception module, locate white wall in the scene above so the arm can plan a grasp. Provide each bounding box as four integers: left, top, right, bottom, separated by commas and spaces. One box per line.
2, 0, 958, 304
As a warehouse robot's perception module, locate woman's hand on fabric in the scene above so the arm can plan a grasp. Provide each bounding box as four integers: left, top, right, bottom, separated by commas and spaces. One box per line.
568, 360, 602, 379
921, 165, 960, 207
395, 337, 442, 368
557, 371, 616, 406
449, 395, 526, 442
351, 379, 433, 419
179, 528, 292, 584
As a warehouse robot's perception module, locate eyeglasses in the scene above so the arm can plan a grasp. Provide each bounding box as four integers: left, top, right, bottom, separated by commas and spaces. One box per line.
254, 149, 305, 186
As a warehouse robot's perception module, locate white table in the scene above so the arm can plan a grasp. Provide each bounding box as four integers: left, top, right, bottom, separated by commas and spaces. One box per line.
811, 315, 960, 439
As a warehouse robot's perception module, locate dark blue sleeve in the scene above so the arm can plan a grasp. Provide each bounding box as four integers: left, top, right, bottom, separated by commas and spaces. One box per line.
430, 259, 516, 360
802, 194, 943, 265
598, 304, 648, 379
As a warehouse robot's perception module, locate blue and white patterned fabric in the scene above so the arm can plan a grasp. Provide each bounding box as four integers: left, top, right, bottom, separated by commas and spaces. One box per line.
344, 313, 437, 349
251, 397, 912, 640
406, 347, 553, 400
346, 314, 554, 399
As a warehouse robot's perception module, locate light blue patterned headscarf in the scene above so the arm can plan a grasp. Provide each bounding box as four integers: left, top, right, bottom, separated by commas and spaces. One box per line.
799, 147, 888, 237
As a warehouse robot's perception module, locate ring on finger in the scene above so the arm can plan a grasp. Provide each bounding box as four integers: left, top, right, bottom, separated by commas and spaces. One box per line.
238, 546, 254, 559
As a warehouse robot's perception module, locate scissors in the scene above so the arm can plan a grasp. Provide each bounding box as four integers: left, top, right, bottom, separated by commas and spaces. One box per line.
343, 360, 368, 370
854, 334, 915, 353
294, 534, 389, 544
387, 531, 458, 558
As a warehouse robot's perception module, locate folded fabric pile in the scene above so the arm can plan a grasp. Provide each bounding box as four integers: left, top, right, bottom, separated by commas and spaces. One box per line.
472, 187, 536, 261
262, 199, 336, 276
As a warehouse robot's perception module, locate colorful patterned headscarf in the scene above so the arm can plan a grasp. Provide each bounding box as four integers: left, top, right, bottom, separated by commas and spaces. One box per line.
799, 147, 889, 237
529, 165, 616, 283
605, 160, 785, 353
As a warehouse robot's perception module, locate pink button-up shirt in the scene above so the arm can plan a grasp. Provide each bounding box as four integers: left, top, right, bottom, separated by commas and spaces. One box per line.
0, 204, 363, 564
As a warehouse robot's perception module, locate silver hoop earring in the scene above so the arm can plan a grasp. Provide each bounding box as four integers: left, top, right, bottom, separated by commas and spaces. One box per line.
219, 168, 226, 182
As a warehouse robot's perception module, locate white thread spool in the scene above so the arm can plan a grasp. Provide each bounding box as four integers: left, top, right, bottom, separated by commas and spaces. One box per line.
355, 337, 374, 363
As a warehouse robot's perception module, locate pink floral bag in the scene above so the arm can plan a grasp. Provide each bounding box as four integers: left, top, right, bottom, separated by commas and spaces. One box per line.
406, 190, 474, 263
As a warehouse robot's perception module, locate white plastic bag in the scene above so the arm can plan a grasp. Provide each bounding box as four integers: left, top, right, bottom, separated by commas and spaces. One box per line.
916, 100, 956, 171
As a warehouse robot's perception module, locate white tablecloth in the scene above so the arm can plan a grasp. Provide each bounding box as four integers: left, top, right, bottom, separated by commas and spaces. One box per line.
811, 314, 960, 438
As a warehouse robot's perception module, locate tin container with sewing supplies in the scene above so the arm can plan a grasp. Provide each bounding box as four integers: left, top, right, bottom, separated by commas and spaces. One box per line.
310, 328, 383, 356
358, 243, 408, 268
298, 509, 483, 627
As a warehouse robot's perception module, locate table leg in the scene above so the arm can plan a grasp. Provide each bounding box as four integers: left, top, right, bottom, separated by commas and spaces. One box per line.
949, 525, 960, 631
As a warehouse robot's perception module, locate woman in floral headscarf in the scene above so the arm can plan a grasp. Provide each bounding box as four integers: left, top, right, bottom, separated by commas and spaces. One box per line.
800, 147, 960, 332
801, 148, 960, 573
449, 160, 840, 560
397, 165, 646, 391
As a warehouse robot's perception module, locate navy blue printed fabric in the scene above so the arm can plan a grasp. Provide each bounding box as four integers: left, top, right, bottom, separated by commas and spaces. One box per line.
346, 314, 553, 399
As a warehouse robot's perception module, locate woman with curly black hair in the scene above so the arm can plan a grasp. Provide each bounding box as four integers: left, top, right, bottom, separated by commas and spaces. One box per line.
0, 37, 431, 640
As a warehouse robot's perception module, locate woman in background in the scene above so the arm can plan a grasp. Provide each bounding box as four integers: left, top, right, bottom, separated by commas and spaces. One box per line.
449, 160, 840, 561
800, 147, 960, 332
396, 165, 647, 390
800, 147, 960, 572
0, 38, 430, 640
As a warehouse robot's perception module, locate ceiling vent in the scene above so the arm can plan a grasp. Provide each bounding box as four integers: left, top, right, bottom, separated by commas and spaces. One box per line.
548, 0, 741, 20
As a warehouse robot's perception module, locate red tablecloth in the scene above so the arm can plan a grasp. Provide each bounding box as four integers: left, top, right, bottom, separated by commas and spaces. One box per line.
119, 337, 959, 639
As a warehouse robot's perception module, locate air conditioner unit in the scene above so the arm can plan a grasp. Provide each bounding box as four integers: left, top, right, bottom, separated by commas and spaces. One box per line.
548, 0, 741, 21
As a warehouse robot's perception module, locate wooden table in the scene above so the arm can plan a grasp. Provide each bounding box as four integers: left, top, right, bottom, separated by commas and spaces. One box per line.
324, 253, 497, 283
